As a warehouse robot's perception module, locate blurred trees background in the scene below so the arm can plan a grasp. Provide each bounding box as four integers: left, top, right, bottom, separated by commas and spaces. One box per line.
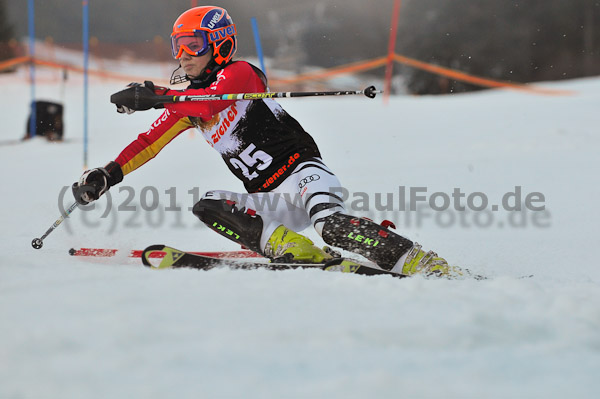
397, 0, 600, 93
0, 0, 14, 62
2, 0, 599, 93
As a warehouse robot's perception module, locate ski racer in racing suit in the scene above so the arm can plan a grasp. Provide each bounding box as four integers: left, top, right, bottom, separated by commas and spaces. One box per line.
72, 6, 455, 277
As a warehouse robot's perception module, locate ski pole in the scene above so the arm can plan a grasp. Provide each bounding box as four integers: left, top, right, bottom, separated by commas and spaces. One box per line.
111, 85, 382, 109
32, 202, 79, 249
159, 85, 382, 102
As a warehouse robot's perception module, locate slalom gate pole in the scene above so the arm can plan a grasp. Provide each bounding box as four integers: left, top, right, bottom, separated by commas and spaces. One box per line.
32, 202, 79, 249
251, 17, 267, 77
152, 85, 381, 105
82, 0, 90, 169
28, 0, 36, 138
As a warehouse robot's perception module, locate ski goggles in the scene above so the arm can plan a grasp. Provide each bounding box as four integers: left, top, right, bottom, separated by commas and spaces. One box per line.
171, 31, 211, 59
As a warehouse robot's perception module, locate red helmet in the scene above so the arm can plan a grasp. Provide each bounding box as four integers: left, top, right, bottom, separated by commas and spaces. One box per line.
171, 6, 237, 66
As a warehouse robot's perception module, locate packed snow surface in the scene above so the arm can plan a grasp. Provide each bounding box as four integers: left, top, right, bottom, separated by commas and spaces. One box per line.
1, 67, 599, 398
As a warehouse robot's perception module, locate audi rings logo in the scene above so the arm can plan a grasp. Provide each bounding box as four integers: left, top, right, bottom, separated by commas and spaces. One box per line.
299, 174, 321, 189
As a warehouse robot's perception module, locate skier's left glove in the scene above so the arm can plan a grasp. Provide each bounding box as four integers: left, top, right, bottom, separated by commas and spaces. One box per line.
111, 81, 169, 112
72, 161, 123, 205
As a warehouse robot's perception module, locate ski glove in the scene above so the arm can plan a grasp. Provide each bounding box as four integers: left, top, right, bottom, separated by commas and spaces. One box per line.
110, 81, 169, 112
72, 161, 123, 205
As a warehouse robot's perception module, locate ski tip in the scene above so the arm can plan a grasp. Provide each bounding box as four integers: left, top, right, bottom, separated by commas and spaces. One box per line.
68, 248, 76, 256
141, 245, 165, 267
141, 244, 181, 269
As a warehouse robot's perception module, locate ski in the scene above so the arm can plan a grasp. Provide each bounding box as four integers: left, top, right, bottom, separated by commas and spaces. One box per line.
69, 247, 262, 259
141, 244, 410, 279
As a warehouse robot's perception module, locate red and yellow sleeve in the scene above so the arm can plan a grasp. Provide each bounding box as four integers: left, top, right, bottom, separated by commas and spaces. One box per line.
114, 62, 265, 176
115, 109, 194, 176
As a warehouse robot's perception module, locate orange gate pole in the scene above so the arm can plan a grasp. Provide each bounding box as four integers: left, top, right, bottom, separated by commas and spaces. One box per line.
384, 0, 402, 103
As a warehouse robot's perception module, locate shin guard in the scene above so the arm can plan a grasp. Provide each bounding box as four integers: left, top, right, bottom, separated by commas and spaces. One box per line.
321, 213, 413, 270
192, 198, 264, 254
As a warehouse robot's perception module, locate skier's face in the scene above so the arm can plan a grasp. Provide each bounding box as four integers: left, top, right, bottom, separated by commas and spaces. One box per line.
179, 50, 212, 79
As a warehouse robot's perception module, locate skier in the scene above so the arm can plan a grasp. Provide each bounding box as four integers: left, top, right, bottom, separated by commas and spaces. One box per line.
72, 6, 455, 277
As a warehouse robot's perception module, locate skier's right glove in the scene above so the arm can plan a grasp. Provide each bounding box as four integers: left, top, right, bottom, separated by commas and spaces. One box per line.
72, 161, 123, 205
111, 81, 169, 113
116, 103, 136, 115
116, 82, 149, 114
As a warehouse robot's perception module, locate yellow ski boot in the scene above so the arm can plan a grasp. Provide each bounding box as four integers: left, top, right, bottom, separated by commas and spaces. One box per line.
401, 243, 463, 278
265, 225, 333, 263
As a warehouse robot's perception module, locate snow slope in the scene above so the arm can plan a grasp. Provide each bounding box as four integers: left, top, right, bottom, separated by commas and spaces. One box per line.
1, 69, 599, 398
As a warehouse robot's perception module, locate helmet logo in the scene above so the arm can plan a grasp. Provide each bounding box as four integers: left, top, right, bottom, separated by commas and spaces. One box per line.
177, 24, 183, 28
208, 25, 237, 43
207, 12, 222, 29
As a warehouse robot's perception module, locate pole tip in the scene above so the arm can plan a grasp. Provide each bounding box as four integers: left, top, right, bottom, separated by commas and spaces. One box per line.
363, 86, 381, 99
32, 238, 43, 249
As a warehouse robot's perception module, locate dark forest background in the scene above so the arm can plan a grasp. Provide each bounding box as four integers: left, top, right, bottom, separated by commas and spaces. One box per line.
1, 0, 599, 93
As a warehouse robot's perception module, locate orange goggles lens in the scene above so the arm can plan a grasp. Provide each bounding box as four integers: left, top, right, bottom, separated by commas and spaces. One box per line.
171, 31, 210, 59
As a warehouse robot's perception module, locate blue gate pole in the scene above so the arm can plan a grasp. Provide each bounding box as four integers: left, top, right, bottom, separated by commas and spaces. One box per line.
250, 17, 266, 78
83, 0, 89, 168
28, 0, 36, 138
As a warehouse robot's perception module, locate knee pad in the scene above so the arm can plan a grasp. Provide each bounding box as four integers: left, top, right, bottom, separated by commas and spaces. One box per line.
193, 198, 264, 254
321, 213, 413, 270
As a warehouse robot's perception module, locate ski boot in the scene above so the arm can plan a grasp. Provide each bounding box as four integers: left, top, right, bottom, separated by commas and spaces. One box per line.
265, 225, 333, 264
401, 243, 462, 278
